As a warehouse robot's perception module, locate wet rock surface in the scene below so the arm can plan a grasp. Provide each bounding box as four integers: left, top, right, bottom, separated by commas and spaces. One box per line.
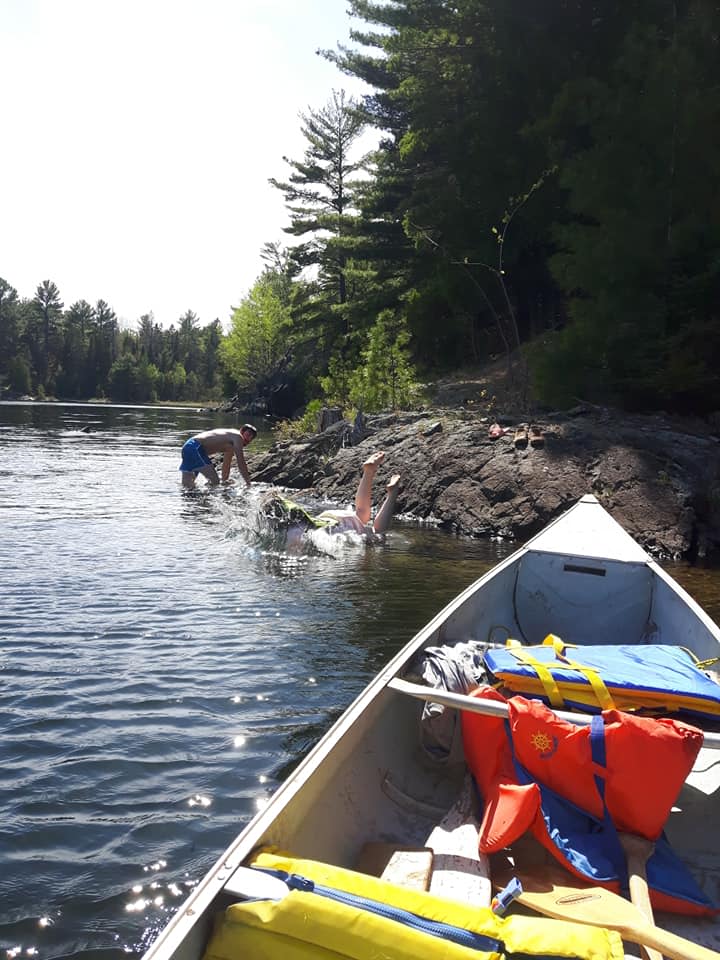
248, 407, 720, 561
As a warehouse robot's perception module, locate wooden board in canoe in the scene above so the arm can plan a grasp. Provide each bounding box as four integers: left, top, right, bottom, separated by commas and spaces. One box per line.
142, 495, 720, 960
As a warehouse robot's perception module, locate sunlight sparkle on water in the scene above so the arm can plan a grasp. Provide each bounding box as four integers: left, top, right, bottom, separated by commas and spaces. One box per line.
233, 735, 246, 748
188, 794, 211, 807
126, 899, 147, 913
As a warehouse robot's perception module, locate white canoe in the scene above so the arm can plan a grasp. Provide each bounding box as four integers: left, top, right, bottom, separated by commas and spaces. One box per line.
143, 494, 720, 960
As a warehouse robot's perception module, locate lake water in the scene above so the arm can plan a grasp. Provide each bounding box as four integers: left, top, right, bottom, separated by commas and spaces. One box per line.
1, 402, 719, 960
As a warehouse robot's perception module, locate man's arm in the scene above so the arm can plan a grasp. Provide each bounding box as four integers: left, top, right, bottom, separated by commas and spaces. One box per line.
234, 440, 251, 486
221, 448, 233, 482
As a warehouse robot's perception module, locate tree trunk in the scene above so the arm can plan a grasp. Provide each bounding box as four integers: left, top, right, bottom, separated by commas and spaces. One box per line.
318, 406, 343, 432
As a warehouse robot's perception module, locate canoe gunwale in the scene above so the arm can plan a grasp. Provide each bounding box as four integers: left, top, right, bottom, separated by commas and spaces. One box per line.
141, 496, 720, 960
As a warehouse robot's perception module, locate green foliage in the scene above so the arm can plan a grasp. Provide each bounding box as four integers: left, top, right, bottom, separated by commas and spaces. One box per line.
6, 0, 720, 416
219, 270, 291, 397
530, 327, 606, 409
319, 353, 356, 408
107, 355, 160, 402
320, 311, 419, 413
0, 279, 21, 370
162, 362, 187, 401
7, 356, 32, 394
349, 310, 419, 411
0, 270, 227, 402
270, 89, 371, 367
539, 14, 720, 411
273, 399, 325, 440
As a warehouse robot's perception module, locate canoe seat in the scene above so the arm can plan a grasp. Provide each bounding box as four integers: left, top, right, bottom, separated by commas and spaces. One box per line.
515, 553, 654, 646
355, 776, 492, 905
425, 774, 492, 907
355, 842, 434, 890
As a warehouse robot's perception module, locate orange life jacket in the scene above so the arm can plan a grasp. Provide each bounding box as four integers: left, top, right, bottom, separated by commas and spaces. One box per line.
461, 687, 714, 916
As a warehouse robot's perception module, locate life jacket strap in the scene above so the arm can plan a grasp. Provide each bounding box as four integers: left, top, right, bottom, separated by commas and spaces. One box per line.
508, 648, 616, 710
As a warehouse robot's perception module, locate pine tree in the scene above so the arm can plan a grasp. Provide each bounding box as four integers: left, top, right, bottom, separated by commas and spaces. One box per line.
269, 89, 366, 349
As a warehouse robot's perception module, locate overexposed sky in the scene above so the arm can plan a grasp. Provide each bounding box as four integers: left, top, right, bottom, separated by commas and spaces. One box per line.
0, 0, 375, 330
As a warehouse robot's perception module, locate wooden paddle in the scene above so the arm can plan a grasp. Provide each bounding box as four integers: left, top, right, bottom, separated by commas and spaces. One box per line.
493, 862, 718, 960
618, 831, 662, 960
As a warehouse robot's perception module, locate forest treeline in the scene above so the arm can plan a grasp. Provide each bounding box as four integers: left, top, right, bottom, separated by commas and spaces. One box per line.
2, 0, 719, 415
0, 279, 227, 403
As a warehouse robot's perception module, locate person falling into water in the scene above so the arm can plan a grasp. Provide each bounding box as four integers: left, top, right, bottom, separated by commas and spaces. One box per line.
260, 451, 401, 539
178, 424, 257, 489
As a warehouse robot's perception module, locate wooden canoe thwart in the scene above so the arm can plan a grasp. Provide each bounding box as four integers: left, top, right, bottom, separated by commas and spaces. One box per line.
142, 496, 720, 960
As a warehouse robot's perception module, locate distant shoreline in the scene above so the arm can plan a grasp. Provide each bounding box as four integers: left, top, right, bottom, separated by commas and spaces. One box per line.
0, 395, 221, 409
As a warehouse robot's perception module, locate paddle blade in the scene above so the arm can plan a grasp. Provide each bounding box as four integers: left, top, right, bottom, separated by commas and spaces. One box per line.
494, 863, 720, 960
494, 862, 644, 934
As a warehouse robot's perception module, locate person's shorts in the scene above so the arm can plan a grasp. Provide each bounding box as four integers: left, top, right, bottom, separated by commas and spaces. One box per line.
178, 438, 212, 473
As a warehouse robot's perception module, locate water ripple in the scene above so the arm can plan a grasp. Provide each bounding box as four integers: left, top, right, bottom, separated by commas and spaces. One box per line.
15, 404, 719, 959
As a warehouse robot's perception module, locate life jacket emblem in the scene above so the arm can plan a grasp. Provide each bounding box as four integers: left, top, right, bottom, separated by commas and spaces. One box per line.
530, 730, 558, 759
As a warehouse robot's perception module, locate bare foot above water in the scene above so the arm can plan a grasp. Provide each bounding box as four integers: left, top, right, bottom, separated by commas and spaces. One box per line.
362, 451, 386, 472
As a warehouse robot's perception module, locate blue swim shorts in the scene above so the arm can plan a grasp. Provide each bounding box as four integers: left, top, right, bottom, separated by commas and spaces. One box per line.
178, 438, 212, 473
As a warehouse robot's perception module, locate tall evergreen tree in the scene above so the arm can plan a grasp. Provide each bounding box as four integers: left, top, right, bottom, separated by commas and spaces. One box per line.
269, 89, 366, 350
31, 280, 64, 387
59, 300, 94, 397
0, 279, 21, 383
327, 0, 563, 367
538, 6, 720, 411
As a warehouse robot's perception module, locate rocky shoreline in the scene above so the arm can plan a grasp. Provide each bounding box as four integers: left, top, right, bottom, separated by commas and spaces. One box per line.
248, 405, 720, 562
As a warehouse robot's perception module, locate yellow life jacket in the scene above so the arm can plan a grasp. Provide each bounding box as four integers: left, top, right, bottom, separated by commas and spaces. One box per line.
202, 849, 624, 960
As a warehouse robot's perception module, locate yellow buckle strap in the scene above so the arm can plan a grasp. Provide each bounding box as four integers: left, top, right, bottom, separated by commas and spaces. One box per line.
695, 655, 720, 670
542, 633, 572, 656
509, 649, 565, 708
561, 658, 615, 710
509, 648, 616, 711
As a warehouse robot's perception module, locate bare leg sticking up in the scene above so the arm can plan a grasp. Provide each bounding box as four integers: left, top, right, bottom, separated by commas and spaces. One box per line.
372, 473, 401, 534
354, 451, 385, 524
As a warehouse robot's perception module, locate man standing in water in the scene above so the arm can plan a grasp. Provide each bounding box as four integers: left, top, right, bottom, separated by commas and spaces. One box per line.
178, 424, 257, 489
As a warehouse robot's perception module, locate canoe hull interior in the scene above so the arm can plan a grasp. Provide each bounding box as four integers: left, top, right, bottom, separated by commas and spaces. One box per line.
142, 496, 720, 960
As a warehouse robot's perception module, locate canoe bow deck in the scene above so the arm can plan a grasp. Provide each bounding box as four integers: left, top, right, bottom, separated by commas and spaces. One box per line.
143, 496, 720, 960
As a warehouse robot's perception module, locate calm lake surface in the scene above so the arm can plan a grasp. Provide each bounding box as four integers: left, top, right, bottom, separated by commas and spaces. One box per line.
2, 401, 719, 960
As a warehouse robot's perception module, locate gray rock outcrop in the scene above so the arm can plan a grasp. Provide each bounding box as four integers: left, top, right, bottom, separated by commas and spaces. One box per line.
249, 408, 720, 561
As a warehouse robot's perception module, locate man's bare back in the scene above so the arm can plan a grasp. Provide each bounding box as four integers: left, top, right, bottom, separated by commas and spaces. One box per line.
179, 424, 256, 489
194, 428, 246, 456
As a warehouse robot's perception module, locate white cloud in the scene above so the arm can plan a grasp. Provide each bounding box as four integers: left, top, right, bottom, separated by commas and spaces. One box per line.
0, 0, 375, 329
